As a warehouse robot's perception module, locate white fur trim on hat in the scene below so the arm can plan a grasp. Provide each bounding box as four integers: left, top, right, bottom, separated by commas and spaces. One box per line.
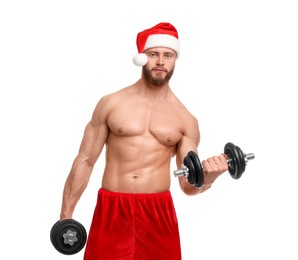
144, 34, 180, 57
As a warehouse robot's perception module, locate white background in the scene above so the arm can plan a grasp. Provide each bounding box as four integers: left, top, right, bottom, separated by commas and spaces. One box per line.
1, 0, 297, 259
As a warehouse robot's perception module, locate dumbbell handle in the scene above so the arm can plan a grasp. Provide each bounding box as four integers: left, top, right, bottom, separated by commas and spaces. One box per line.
174, 165, 189, 177
63, 230, 78, 246
174, 152, 255, 177
227, 152, 255, 166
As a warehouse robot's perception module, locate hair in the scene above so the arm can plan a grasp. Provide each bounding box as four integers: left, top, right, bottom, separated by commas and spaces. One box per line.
142, 66, 175, 87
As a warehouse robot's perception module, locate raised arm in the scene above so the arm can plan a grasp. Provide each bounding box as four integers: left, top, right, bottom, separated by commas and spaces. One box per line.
176, 115, 207, 195
176, 114, 228, 195
60, 96, 110, 220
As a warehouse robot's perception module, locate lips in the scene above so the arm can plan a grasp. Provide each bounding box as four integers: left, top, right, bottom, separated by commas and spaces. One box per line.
153, 67, 167, 73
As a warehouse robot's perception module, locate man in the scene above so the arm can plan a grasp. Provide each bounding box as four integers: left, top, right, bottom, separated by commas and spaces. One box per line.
59, 22, 228, 259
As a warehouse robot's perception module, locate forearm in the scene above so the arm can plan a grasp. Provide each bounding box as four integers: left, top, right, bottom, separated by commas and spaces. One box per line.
60, 156, 93, 220
179, 177, 212, 195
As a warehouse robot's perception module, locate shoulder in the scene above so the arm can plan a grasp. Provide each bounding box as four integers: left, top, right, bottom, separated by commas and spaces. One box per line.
92, 86, 132, 123
170, 93, 198, 125
96, 85, 133, 108
170, 93, 200, 144
91, 85, 133, 124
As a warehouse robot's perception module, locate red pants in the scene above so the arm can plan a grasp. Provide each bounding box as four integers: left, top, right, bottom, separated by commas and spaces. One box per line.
84, 189, 181, 260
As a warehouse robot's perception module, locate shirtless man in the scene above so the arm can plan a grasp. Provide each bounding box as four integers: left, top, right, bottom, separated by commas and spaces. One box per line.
59, 22, 228, 259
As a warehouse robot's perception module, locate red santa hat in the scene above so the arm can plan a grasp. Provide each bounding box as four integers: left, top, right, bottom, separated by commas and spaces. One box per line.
132, 22, 180, 66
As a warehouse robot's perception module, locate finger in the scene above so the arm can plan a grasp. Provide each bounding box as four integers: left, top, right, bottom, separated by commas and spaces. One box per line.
218, 154, 228, 167
207, 157, 218, 168
212, 156, 222, 165
203, 156, 227, 172
210, 156, 226, 171
222, 153, 228, 160
202, 159, 212, 172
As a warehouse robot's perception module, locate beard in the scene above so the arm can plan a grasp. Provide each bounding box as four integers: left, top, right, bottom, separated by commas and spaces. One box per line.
142, 66, 174, 87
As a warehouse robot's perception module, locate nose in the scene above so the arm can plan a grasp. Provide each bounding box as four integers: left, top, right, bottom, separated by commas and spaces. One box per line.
156, 55, 164, 65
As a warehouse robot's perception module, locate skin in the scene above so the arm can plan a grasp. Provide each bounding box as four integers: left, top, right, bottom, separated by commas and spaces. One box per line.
60, 47, 228, 220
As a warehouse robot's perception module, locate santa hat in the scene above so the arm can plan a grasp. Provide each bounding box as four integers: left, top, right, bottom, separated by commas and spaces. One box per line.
132, 22, 180, 66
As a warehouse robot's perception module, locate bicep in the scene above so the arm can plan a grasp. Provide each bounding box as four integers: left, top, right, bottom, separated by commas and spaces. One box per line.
176, 116, 200, 167
78, 121, 108, 166
176, 116, 200, 190
78, 98, 110, 166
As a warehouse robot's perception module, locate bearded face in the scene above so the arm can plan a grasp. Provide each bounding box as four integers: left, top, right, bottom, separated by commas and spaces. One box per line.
142, 66, 174, 87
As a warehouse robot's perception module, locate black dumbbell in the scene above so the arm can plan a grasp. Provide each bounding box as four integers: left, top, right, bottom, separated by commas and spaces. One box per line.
173, 142, 255, 187
50, 219, 87, 255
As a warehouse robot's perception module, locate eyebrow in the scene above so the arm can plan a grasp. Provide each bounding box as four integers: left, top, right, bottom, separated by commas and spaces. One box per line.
147, 50, 175, 55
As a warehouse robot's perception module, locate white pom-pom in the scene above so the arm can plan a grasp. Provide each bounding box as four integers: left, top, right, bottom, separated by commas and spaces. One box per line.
132, 53, 148, 66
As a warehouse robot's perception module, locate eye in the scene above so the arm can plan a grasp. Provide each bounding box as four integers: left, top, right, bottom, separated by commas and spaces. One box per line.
164, 53, 175, 59
149, 52, 157, 58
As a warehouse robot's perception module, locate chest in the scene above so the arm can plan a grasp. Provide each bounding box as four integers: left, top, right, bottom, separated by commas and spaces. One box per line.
107, 102, 183, 146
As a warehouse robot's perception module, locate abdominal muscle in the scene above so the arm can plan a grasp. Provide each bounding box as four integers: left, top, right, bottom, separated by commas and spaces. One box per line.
101, 133, 175, 194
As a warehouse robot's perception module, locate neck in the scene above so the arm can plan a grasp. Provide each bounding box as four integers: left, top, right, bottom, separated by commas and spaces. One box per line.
135, 78, 170, 102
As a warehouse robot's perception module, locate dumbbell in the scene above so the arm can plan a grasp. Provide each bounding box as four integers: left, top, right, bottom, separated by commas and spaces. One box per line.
50, 219, 87, 255
173, 142, 255, 188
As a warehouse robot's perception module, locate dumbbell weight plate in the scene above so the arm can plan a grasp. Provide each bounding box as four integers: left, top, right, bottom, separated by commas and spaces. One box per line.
224, 142, 246, 179
183, 155, 197, 185
187, 151, 204, 188
50, 219, 87, 255
235, 145, 246, 175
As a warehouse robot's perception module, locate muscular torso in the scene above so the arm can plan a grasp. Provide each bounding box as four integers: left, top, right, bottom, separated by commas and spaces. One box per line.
100, 85, 193, 193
